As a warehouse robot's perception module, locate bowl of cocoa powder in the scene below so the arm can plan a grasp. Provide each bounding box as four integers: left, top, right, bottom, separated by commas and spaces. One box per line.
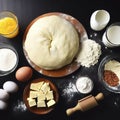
98, 54, 120, 93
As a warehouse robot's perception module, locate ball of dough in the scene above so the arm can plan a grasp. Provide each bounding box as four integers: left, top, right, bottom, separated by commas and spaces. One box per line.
24, 15, 79, 70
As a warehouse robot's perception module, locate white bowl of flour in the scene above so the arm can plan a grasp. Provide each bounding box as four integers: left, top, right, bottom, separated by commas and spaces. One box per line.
76, 76, 94, 94
0, 43, 19, 76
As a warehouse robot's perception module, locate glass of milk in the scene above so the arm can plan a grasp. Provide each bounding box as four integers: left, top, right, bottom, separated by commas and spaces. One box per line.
102, 22, 120, 47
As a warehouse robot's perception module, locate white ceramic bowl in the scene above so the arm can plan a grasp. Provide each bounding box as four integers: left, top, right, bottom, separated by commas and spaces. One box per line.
0, 43, 19, 76
90, 10, 110, 31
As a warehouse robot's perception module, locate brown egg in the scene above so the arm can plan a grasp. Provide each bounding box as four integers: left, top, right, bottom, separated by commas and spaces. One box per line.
15, 66, 33, 82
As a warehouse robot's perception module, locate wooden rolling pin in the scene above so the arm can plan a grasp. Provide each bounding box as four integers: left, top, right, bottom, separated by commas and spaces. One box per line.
66, 92, 104, 116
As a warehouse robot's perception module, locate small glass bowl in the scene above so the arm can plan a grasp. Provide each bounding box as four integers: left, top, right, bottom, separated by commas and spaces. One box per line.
98, 54, 120, 93
0, 43, 19, 76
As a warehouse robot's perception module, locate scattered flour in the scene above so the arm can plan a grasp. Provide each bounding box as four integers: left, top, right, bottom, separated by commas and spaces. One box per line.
13, 100, 27, 112
76, 39, 101, 67
62, 82, 77, 102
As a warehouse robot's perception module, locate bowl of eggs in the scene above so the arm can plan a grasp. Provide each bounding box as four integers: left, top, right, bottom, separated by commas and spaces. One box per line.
23, 78, 59, 114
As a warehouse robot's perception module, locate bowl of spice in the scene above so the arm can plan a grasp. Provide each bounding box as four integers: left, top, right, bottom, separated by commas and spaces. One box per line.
0, 43, 19, 76
98, 54, 120, 93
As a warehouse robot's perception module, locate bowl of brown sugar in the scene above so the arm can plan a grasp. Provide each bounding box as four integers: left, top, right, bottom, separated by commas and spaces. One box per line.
98, 54, 120, 93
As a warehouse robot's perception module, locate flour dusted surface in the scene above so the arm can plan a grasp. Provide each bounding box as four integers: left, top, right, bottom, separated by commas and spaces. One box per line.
76, 39, 101, 67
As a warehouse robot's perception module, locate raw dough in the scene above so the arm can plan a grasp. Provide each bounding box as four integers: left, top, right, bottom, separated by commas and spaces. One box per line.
24, 15, 79, 70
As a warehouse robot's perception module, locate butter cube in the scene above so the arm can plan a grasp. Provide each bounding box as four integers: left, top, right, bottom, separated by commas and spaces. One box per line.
41, 82, 50, 93
37, 90, 43, 96
46, 91, 54, 100
28, 98, 36, 107
47, 99, 56, 107
30, 82, 44, 91
37, 100, 46, 107
37, 93, 46, 101
29, 91, 38, 98
27, 97, 33, 101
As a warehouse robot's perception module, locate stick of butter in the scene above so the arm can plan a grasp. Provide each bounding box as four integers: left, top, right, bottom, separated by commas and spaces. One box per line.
37, 100, 46, 107
46, 91, 54, 100
28, 98, 36, 107
41, 82, 50, 93
47, 99, 56, 107
30, 82, 44, 91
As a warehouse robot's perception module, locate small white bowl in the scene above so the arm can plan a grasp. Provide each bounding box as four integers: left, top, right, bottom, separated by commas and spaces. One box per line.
90, 10, 110, 31
0, 43, 19, 76
76, 77, 94, 94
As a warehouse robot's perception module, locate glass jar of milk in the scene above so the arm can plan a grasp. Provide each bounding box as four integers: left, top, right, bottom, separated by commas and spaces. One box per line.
102, 22, 120, 47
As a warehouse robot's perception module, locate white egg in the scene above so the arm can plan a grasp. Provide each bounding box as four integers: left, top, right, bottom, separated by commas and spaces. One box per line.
0, 100, 8, 110
3, 81, 19, 93
0, 89, 9, 101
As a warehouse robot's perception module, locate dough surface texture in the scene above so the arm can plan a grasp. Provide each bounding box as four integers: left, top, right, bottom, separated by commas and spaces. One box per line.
24, 15, 79, 70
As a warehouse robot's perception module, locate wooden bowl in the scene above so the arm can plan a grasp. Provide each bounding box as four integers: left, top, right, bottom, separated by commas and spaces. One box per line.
23, 78, 59, 114
23, 12, 88, 77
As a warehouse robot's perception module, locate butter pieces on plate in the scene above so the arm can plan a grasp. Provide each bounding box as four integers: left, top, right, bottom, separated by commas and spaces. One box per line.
23, 78, 59, 114
27, 81, 56, 108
